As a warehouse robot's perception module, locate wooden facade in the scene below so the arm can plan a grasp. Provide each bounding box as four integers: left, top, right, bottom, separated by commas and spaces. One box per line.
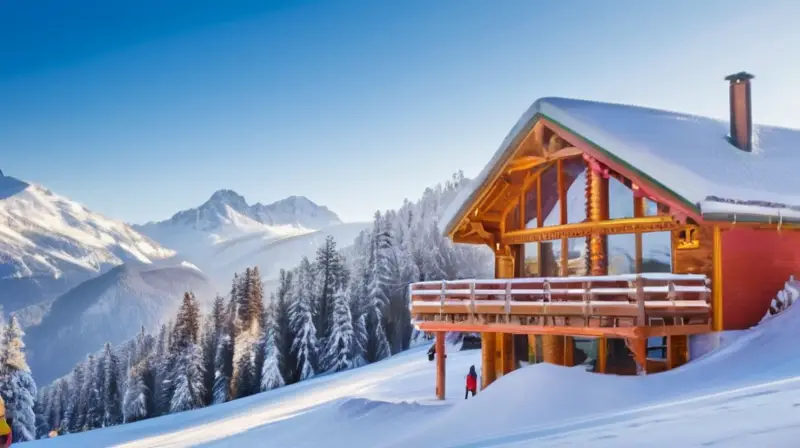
413, 115, 800, 399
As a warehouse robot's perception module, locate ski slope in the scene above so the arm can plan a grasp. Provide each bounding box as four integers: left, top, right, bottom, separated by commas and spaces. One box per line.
28, 303, 800, 448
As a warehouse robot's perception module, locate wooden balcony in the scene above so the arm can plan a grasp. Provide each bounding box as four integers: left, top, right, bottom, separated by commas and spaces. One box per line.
409, 273, 712, 339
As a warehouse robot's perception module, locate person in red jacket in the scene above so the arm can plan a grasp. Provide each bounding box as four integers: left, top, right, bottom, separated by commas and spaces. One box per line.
465, 365, 478, 399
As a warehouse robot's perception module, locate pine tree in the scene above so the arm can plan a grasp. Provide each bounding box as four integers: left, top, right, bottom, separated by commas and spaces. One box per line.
84, 354, 103, 430
169, 344, 206, 413
0, 315, 37, 442
122, 361, 149, 423
275, 270, 295, 383
260, 307, 285, 391
289, 258, 318, 382
233, 349, 256, 399
102, 342, 122, 427
314, 236, 346, 346
321, 289, 355, 373
212, 333, 234, 404
201, 296, 225, 405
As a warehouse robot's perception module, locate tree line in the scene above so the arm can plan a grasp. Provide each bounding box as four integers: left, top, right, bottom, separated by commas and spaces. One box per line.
1, 171, 492, 442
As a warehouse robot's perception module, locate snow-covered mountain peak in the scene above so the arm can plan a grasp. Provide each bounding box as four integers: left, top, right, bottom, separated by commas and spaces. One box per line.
0, 176, 178, 312
205, 189, 249, 211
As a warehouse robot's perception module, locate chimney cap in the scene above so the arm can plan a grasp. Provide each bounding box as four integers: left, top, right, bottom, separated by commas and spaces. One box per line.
725, 72, 755, 83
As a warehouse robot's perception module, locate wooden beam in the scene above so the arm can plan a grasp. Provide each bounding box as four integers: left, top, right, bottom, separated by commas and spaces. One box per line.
712, 225, 723, 331
481, 333, 496, 389
558, 159, 568, 276
666, 334, 689, 370
540, 117, 704, 223
435, 331, 446, 400
596, 336, 607, 373
506, 156, 544, 174
634, 196, 646, 273
626, 337, 648, 374
416, 322, 647, 340
502, 216, 682, 245
563, 336, 575, 367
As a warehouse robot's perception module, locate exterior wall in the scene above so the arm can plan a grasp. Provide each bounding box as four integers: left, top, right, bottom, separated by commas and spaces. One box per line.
721, 228, 800, 330
672, 225, 714, 278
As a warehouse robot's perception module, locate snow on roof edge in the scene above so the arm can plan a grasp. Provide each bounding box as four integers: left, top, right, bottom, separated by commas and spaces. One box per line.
441, 97, 800, 238
438, 100, 545, 237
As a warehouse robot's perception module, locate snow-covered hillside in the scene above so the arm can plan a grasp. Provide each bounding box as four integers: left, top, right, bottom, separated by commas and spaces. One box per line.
0, 173, 176, 313
25, 262, 216, 385
26, 299, 800, 447
135, 190, 366, 287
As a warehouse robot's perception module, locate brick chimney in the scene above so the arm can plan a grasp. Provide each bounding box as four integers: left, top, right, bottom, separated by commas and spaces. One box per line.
725, 71, 755, 152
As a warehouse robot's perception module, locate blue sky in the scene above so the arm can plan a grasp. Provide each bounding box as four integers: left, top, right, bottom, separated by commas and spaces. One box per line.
2, 0, 799, 224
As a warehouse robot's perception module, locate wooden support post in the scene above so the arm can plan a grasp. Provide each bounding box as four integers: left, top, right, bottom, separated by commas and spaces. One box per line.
666, 335, 689, 370
712, 225, 724, 331
481, 332, 496, 389
633, 195, 646, 273
435, 331, 446, 400
495, 333, 515, 378
528, 334, 537, 363
626, 337, 648, 375
587, 158, 609, 276
542, 334, 564, 365
563, 336, 575, 367
597, 336, 607, 373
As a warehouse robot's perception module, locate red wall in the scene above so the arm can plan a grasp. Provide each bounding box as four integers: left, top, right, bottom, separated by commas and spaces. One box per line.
722, 228, 800, 330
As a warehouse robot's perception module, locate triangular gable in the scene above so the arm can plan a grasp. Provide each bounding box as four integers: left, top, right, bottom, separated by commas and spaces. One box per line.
441, 97, 800, 239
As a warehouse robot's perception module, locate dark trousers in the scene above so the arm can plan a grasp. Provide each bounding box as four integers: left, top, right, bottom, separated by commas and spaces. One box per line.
465, 388, 476, 399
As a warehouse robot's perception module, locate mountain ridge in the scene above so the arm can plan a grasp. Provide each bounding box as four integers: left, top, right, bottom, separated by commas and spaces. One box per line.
0, 172, 178, 312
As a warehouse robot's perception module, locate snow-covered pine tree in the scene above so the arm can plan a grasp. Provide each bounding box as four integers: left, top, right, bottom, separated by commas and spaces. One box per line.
260, 306, 285, 391
168, 344, 205, 413
233, 349, 256, 399
102, 342, 122, 427
0, 315, 38, 442
46, 380, 63, 434
122, 360, 149, 423
167, 292, 206, 414
201, 296, 225, 405
314, 236, 347, 348
236, 268, 253, 333
34, 387, 48, 439
274, 270, 295, 383
289, 257, 318, 382
211, 333, 234, 405
321, 288, 355, 373
84, 354, 103, 430
248, 266, 266, 334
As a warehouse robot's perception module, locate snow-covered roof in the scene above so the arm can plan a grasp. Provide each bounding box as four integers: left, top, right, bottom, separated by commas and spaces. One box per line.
441, 97, 800, 237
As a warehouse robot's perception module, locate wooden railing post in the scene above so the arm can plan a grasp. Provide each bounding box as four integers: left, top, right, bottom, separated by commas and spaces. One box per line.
435, 331, 446, 400
635, 275, 646, 326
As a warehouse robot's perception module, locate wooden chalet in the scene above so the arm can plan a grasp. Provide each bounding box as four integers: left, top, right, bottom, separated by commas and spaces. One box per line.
410, 73, 800, 399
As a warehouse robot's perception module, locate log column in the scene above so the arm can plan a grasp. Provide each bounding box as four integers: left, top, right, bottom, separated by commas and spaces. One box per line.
481, 332, 496, 389
494, 247, 515, 379
482, 247, 515, 388
586, 155, 610, 275
435, 331, 446, 400
667, 335, 689, 370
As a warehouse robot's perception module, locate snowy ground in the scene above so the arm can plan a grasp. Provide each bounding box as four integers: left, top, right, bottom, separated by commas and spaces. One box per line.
27, 304, 800, 447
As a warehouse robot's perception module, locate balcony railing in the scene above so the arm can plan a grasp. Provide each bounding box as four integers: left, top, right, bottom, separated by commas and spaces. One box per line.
409, 273, 711, 331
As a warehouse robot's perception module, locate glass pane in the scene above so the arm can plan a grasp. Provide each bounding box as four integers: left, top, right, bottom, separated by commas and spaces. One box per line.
563, 158, 587, 224
645, 198, 659, 216
539, 164, 561, 227
539, 241, 559, 277
608, 234, 636, 274
642, 231, 672, 272
523, 242, 539, 277
505, 201, 521, 232
609, 176, 634, 219
574, 338, 597, 371
565, 238, 588, 276
524, 183, 538, 228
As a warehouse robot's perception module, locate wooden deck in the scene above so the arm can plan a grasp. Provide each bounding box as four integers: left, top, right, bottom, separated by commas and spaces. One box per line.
410, 273, 712, 339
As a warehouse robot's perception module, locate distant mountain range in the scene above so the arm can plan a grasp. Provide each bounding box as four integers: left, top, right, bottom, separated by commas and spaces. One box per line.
0, 170, 368, 383
134, 190, 368, 286
0, 173, 175, 314
25, 262, 217, 384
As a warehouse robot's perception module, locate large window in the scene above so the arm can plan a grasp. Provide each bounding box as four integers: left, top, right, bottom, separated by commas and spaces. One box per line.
609, 176, 634, 219
642, 231, 672, 272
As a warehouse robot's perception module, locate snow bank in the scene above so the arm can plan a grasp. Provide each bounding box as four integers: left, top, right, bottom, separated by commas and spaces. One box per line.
760, 275, 800, 322
25, 293, 800, 448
